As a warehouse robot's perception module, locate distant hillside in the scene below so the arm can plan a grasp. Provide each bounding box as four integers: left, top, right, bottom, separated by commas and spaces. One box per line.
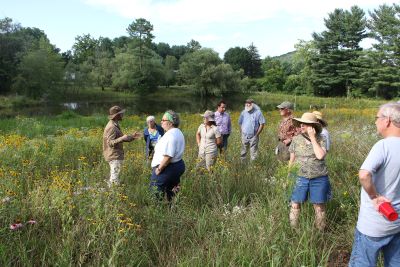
271, 51, 296, 63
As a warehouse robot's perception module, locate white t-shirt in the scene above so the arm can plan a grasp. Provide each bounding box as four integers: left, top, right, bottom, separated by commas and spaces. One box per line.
357, 137, 400, 237
151, 128, 185, 167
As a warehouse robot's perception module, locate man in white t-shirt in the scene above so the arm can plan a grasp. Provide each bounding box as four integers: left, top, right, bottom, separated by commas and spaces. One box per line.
350, 102, 400, 267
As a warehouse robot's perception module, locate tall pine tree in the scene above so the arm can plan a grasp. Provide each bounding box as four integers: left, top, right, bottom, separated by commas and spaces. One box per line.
311, 6, 367, 97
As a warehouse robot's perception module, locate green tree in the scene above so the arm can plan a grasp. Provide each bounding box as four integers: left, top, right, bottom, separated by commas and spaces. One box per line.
12, 38, 64, 99
164, 55, 178, 87
0, 17, 50, 94
112, 47, 165, 93
311, 6, 367, 97
179, 48, 222, 96
186, 39, 202, 53
260, 57, 286, 92
199, 63, 242, 96
365, 4, 400, 98
223, 47, 251, 75
126, 18, 155, 70
72, 34, 98, 64
154, 42, 171, 61
247, 43, 263, 78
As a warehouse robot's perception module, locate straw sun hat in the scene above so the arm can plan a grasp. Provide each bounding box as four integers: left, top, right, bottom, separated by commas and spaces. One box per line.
293, 112, 322, 134
312, 111, 328, 127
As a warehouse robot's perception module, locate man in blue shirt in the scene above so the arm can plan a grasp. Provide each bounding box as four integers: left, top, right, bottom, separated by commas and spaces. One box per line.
238, 99, 265, 161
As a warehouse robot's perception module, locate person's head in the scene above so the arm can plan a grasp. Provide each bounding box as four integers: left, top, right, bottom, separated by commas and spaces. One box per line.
201, 110, 216, 125
375, 103, 400, 137
312, 111, 328, 127
245, 99, 255, 112
217, 100, 227, 113
146, 115, 156, 128
277, 101, 294, 117
161, 110, 180, 131
108, 106, 125, 121
293, 112, 322, 135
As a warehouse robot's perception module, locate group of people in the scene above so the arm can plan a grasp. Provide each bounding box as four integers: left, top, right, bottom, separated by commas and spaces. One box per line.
102, 100, 400, 267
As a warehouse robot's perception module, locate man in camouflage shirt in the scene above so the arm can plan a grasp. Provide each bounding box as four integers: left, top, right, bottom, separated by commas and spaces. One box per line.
276, 101, 300, 161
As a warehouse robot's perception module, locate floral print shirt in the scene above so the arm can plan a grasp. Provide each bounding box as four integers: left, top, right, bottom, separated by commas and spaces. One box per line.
289, 134, 328, 178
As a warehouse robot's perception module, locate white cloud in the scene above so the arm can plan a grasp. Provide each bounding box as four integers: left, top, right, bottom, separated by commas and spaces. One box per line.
84, 0, 393, 25
83, 0, 395, 57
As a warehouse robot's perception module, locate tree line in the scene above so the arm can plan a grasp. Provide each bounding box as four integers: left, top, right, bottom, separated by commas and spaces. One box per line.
0, 3, 399, 100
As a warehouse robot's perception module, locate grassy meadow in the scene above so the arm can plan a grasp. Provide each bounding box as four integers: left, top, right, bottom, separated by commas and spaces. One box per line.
0, 94, 389, 266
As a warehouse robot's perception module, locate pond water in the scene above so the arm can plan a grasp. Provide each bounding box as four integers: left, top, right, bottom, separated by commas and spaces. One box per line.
8, 93, 281, 117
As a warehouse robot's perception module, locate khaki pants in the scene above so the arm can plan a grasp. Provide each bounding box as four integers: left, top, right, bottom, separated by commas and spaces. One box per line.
276, 141, 290, 161
108, 160, 123, 186
197, 152, 218, 170
241, 135, 259, 161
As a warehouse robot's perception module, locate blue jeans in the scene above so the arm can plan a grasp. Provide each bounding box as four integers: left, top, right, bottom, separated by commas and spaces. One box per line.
291, 176, 331, 204
220, 134, 229, 151
349, 228, 400, 267
150, 160, 185, 201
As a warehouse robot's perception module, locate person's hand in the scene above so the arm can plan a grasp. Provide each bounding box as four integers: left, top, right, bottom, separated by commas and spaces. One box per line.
283, 139, 291, 146
121, 134, 131, 141
155, 166, 162, 175
307, 127, 316, 139
132, 131, 142, 139
372, 195, 391, 211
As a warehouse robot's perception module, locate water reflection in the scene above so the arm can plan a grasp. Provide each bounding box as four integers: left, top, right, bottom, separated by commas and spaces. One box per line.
7, 93, 282, 117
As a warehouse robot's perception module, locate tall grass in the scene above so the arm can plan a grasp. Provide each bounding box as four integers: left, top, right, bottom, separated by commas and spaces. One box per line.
0, 96, 384, 266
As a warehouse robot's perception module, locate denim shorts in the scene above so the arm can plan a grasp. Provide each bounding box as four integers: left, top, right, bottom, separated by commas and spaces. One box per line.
349, 228, 400, 267
291, 175, 331, 204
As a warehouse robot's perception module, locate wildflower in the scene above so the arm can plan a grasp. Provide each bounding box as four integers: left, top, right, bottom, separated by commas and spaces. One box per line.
10, 222, 23, 230
26, 219, 37, 225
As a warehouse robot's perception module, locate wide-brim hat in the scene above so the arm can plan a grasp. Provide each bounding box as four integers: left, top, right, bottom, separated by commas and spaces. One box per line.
108, 106, 125, 120
312, 111, 328, 127
200, 110, 215, 121
293, 112, 322, 134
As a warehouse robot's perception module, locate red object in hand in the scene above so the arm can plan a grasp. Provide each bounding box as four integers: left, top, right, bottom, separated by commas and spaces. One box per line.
379, 202, 399, 221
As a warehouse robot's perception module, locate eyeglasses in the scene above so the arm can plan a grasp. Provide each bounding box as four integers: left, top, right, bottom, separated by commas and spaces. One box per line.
375, 116, 386, 120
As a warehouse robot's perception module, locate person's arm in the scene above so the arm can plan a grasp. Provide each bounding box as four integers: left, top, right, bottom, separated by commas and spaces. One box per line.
238, 113, 243, 134
155, 155, 172, 175
359, 169, 391, 210
255, 112, 266, 137
255, 124, 264, 137
307, 128, 326, 160
196, 128, 201, 147
107, 128, 129, 147
289, 152, 295, 168
227, 115, 232, 134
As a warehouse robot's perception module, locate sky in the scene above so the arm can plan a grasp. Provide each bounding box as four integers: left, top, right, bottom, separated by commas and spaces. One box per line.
1, 0, 396, 58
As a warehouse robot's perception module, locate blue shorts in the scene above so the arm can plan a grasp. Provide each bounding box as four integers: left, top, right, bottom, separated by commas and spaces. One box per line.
349, 228, 400, 267
291, 176, 331, 204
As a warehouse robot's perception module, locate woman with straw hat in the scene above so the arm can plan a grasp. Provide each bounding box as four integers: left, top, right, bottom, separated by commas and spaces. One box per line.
288, 112, 330, 230
312, 111, 331, 152
196, 110, 222, 171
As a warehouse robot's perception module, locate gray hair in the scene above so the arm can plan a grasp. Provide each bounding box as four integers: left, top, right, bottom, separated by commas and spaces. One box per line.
379, 102, 400, 127
146, 115, 155, 123
165, 110, 180, 127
